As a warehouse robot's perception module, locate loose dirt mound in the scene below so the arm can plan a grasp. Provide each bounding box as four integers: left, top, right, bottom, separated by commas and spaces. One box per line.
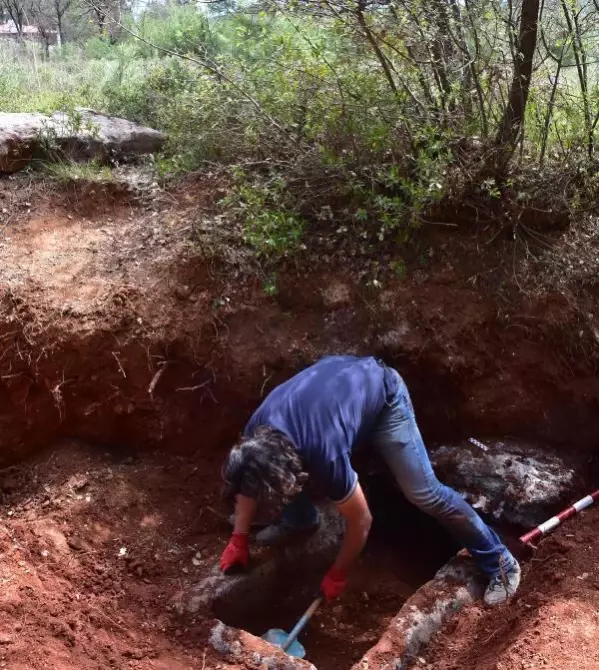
418, 507, 599, 670
0, 439, 227, 669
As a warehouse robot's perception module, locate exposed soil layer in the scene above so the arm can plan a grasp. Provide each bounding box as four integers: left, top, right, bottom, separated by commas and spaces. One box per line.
1, 173, 599, 472
418, 506, 599, 670
1, 171, 599, 669
0, 439, 226, 670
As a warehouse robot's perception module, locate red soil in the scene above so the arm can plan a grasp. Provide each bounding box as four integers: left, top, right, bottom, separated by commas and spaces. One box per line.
419, 507, 599, 670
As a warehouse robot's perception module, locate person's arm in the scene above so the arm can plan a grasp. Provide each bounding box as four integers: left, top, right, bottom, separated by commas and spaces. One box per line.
333, 483, 372, 571
321, 483, 372, 601
233, 494, 257, 532
220, 494, 257, 574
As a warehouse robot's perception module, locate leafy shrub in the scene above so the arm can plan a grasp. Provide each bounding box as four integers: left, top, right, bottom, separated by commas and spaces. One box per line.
135, 5, 219, 59
222, 168, 305, 258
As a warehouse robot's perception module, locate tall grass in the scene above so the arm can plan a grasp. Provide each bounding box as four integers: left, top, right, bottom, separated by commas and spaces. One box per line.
0, 40, 161, 115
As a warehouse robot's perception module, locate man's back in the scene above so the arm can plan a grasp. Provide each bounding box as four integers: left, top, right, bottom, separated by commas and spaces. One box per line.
245, 355, 391, 501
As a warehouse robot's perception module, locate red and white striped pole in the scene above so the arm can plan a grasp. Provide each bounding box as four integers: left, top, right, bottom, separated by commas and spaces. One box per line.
520, 489, 599, 546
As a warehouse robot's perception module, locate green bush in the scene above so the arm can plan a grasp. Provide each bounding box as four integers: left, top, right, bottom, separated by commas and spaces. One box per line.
135, 5, 219, 59
1, 0, 596, 265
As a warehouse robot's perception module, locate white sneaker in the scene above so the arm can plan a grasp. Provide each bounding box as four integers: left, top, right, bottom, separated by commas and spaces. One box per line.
484, 561, 521, 606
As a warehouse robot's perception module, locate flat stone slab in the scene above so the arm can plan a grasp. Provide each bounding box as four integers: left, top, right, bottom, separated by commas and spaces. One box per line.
430, 438, 575, 527
0, 108, 165, 172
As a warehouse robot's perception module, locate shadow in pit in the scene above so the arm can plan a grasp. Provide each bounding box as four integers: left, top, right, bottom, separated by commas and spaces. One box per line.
213, 473, 461, 670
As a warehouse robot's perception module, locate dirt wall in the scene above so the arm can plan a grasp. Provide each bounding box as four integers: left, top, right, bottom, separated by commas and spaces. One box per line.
0, 174, 598, 468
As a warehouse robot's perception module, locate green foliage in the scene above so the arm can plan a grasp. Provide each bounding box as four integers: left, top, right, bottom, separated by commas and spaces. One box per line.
222, 168, 305, 259
262, 276, 279, 296
84, 37, 122, 60
135, 5, 218, 58
0, 44, 112, 113
3, 0, 599, 271
43, 158, 113, 183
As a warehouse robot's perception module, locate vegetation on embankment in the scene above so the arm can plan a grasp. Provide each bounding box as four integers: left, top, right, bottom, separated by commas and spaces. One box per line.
5, 0, 599, 278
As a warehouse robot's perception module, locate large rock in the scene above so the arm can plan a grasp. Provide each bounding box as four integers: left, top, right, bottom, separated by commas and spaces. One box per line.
352, 554, 484, 670
430, 438, 576, 528
175, 506, 344, 618
0, 108, 165, 173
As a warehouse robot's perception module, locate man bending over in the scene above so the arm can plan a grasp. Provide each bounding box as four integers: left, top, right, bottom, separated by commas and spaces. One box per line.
220, 355, 520, 606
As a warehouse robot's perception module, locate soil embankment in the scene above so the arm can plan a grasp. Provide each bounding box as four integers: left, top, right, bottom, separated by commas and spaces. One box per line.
1, 174, 599, 465
418, 506, 599, 670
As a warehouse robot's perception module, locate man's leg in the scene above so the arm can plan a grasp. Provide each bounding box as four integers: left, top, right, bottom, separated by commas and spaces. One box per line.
371, 369, 520, 605
255, 490, 320, 547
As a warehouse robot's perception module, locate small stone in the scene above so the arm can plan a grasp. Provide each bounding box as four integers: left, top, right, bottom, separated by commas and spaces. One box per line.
67, 475, 89, 491
0, 636, 13, 645
67, 537, 84, 551
174, 285, 191, 300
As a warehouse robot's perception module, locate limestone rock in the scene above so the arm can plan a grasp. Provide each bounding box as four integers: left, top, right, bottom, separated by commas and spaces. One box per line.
430, 438, 575, 527
176, 505, 343, 617
0, 109, 165, 173
352, 554, 484, 670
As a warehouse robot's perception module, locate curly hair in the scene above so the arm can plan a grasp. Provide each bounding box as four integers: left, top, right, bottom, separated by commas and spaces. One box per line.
222, 426, 308, 504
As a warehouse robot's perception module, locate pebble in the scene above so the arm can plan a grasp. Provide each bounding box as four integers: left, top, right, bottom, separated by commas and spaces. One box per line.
67, 536, 84, 551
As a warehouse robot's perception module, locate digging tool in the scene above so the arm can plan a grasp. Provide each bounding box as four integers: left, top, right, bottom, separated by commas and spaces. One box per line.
520, 488, 599, 546
261, 596, 322, 658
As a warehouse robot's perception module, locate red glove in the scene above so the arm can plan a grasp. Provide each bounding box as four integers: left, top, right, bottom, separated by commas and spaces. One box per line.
320, 565, 348, 603
220, 532, 249, 575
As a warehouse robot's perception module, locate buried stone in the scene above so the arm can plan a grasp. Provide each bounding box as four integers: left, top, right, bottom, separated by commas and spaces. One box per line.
178, 507, 344, 619
176, 508, 342, 668
429, 438, 576, 528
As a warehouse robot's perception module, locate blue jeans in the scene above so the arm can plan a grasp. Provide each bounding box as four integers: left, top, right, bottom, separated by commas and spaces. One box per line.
281, 368, 515, 578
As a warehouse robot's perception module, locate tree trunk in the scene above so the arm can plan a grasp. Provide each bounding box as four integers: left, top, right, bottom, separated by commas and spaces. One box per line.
494, 0, 541, 165
56, 13, 63, 47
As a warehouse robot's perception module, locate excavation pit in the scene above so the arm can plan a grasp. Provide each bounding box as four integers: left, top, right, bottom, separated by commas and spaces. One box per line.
212, 475, 461, 669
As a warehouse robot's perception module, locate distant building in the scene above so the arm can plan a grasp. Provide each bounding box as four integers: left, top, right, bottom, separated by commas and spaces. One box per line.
0, 20, 57, 45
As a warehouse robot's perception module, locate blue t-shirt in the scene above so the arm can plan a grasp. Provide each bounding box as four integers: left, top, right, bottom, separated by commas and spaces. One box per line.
244, 355, 394, 503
